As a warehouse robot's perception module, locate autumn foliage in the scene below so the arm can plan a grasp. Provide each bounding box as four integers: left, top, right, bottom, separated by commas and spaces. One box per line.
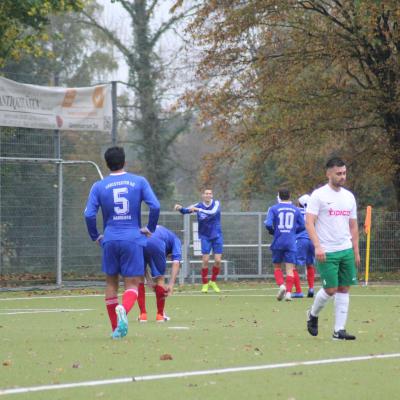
178, 0, 400, 209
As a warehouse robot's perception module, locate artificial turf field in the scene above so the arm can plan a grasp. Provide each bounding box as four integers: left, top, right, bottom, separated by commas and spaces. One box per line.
0, 282, 399, 399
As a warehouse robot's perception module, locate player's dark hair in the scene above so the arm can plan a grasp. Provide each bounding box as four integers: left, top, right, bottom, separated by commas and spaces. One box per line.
104, 146, 125, 171
278, 189, 290, 200
326, 157, 345, 169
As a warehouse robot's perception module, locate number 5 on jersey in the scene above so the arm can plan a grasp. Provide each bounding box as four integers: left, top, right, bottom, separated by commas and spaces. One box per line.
113, 188, 129, 215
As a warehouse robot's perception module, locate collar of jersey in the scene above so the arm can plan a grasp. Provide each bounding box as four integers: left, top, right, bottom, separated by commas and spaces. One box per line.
110, 171, 127, 176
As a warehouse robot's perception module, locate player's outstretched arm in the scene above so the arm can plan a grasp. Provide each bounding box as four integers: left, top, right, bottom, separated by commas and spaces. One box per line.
174, 203, 196, 214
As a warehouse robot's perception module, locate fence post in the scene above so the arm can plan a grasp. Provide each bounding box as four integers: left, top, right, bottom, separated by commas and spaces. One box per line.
56, 161, 63, 286
181, 213, 190, 284
258, 213, 263, 277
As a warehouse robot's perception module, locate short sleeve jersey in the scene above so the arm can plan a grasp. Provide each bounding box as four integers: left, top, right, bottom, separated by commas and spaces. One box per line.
307, 184, 357, 253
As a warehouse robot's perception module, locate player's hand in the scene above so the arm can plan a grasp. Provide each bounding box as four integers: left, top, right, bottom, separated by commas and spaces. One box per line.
140, 227, 152, 237
95, 235, 104, 246
315, 245, 326, 263
166, 284, 174, 296
189, 207, 199, 212
174, 204, 182, 211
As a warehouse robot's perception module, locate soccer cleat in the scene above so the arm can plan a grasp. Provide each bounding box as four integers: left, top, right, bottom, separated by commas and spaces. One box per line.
209, 281, 220, 293
115, 305, 128, 337
156, 313, 165, 323
332, 329, 356, 341
111, 328, 122, 339
285, 292, 292, 301
276, 284, 286, 301
138, 312, 147, 323
291, 292, 304, 299
163, 312, 171, 321
306, 309, 318, 336
307, 288, 314, 298
201, 283, 209, 293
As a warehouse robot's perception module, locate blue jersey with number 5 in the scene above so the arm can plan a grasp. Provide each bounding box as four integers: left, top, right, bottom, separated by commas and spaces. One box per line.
264, 203, 304, 251
84, 172, 160, 245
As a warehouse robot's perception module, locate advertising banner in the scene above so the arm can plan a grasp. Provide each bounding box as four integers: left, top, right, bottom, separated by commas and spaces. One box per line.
0, 77, 112, 132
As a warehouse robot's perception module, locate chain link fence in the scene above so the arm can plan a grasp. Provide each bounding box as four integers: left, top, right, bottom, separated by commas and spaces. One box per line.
1, 83, 399, 287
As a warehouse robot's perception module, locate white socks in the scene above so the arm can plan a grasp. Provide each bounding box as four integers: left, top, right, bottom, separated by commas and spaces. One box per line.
334, 292, 350, 332
310, 288, 332, 316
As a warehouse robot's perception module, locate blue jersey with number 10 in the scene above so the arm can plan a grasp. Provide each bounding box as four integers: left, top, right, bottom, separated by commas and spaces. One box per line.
84, 172, 160, 245
264, 202, 304, 251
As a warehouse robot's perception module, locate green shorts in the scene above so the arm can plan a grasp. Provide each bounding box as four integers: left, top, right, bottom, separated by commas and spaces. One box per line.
316, 248, 358, 288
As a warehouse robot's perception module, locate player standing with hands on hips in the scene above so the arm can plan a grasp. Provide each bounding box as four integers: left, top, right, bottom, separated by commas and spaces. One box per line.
84, 146, 160, 339
306, 157, 360, 340
174, 189, 223, 293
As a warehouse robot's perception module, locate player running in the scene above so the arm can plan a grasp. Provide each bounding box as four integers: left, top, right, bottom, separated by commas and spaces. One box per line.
84, 146, 160, 339
137, 225, 181, 322
265, 189, 305, 301
174, 189, 223, 293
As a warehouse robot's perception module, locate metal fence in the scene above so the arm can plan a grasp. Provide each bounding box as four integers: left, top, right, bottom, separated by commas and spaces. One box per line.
1, 106, 400, 287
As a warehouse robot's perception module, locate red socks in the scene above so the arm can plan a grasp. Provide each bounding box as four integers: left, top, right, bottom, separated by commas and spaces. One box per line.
201, 267, 209, 284
138, 283, 146, 314
274, 268, 284, 286
211, 266, 220, 282
122, 288, 138, 314
307, 266, 315, 289
105, 296, 119, 331
293, 268, 302, 293
285, 275, 294, 293
155, 285, 167, 315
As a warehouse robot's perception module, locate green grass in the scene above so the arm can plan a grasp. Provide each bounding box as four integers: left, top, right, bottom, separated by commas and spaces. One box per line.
0, 282, 399, 399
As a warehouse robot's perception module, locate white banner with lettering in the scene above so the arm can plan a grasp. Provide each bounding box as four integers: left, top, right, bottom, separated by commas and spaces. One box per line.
0, 77, 112, 132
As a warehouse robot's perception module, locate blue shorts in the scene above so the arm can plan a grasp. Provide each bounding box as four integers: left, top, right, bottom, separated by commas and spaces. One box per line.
296, 238, 315, 266
102, 240, 145, 277
272, 249, 297, 264
144, 241, 166, 278
201, 236, 223, 255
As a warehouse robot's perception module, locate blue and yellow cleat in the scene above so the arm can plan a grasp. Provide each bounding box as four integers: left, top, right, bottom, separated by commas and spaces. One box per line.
115, 305, 128, 338
292, 292, 304, 299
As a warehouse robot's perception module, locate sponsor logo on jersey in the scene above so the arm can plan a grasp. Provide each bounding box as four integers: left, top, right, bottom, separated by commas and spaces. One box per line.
328, 208, 351, 216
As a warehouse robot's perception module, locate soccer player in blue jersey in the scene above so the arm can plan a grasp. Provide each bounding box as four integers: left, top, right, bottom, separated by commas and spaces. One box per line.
84, 146, 160, 339
265, 189, 305, 301
137, 225, 181, 322
296, 194, 316, 298
174, 189, 223, 293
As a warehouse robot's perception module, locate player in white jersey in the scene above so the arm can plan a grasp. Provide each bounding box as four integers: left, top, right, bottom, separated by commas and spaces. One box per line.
306, 157, 360, 340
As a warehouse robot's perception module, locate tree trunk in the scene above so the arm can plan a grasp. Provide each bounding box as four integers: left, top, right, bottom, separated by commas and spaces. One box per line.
133, 0, 170, 198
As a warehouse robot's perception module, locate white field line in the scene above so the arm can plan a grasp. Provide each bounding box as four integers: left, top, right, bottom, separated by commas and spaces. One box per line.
0, 353, 399, 396
1, 290, 400, 302
0, 308, 93, 315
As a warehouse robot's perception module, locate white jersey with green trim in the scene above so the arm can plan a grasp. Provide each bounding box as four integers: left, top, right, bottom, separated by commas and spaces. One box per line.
307, 184, 357, 253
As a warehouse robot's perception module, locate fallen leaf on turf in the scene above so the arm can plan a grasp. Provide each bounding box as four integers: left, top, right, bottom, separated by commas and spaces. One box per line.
160, 354, 173, 361
72, 362, 81, 368
2, 360, 12, 366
